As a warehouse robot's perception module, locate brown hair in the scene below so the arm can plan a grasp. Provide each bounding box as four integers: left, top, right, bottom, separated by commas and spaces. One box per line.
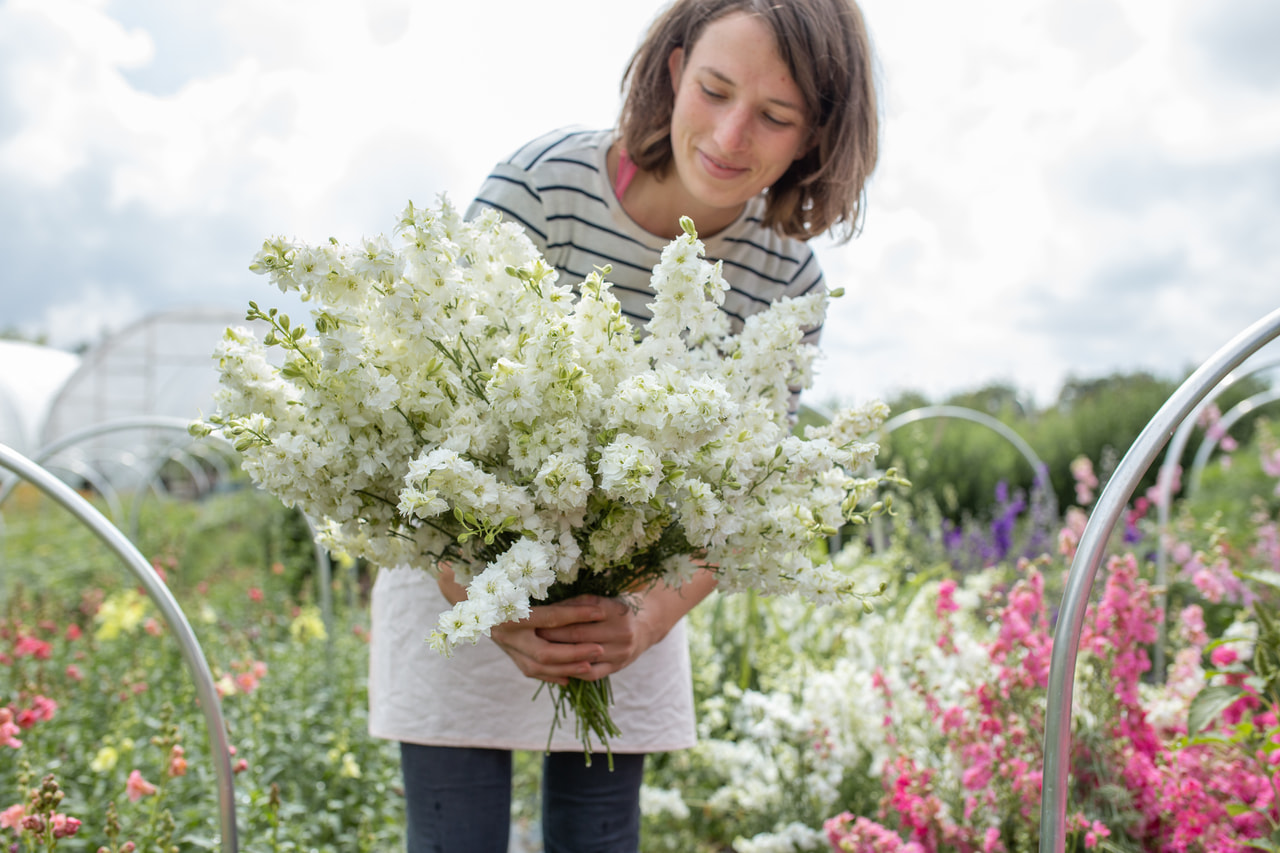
618, 0, 879, 243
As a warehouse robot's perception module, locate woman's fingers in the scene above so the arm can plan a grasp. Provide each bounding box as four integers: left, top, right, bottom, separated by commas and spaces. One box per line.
489, 614, 603, 685
488, 595, 648, 684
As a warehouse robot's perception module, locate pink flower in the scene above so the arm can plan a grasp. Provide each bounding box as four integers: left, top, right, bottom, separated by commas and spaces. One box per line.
28, 696, 56, 723
13, 634, 51, 660
126, 769, 157, 802
936, 579, 959, 616
1192, 567, 1225, 604
1178, 605, 1208, 647
168, 745, 188, 778
824, 813, 925, 852
0, 803, 23, 829
1146, 464, 1181, 508
0, 708, 21, 748
1209, 646, 1239, 668
247, 587, 264, 603
1070, 456, 1098, 506
50, 813, 81, 838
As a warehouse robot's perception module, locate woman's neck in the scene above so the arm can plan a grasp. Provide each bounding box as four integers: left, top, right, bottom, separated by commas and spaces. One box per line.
608, 142, 743, 240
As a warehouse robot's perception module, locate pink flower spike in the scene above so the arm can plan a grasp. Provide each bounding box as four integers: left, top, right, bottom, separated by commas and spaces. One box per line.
126, 769, 157, 802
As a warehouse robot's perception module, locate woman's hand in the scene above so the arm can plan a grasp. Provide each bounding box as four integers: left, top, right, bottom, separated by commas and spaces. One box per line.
437, 565, 719, 686
490, 596, 623, 686
437, 565, 612, 686
523, 570, 720, 684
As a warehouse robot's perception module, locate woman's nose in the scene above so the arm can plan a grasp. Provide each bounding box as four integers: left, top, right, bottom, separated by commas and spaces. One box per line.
714, 106, 750, 153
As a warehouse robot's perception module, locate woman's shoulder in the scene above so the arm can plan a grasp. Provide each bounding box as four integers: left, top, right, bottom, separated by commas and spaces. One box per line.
495, 126, 613, 172
708, 205, 824, 298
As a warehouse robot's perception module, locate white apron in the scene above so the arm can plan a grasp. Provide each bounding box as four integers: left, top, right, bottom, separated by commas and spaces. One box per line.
368, 566, 697, 753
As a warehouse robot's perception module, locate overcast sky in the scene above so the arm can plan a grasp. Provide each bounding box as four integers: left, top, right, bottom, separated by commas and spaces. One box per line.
2, 0, 1278, 407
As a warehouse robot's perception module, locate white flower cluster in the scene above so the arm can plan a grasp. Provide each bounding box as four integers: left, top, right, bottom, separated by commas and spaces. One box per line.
198, 197, 888, 653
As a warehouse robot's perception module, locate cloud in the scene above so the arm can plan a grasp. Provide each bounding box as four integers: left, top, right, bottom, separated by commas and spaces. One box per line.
110, 0, 233, 96
2, 0, 1279, 411
1189, 0, 1280, 91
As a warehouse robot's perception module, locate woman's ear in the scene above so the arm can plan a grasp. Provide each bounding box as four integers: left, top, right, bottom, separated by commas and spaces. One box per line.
667, 46, 685, 94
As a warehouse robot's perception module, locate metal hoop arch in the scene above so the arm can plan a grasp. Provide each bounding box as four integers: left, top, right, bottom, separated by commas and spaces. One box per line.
0, 443, 238, 852
1039, 306, 1280, 853
0, 416, 199, 511
1185, 386, 1280, 499
0, 416, 338, 630
1152, 357, 1280, 677
878, 404, 1058, 521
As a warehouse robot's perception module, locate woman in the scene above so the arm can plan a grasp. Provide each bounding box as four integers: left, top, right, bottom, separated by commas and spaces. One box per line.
370, 1, 878, 850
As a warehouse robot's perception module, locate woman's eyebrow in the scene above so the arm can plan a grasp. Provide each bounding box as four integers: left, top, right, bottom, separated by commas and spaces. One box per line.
702, 68, 804, 113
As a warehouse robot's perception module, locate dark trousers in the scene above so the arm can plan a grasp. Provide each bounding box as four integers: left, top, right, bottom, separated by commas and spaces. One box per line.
400, 743, 645, 853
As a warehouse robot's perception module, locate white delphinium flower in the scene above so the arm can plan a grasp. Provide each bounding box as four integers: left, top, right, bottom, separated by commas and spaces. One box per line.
675, 477, 723, 546
732, 823, 827, 853
502, 537, 559, 598
667, 373, 736, 441
639, 785, 691, 820
1141, 646, 1205, 734
585, 503, 664, 569
645, 218, 729, 344
486, 357, 541, 425
350, 234, 402, 283
1220, 616, 1258, 662
533, 452, 593, 517
318, 322, 367, 374
248, 236, 303, 292
397, 485, 448, 520
596, 433, 664, 504
608, 374, 671, 436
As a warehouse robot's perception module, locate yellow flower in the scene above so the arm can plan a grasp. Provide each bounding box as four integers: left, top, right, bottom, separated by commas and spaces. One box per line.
95, 589, 150, 640
289, 604, 327, 643
339, 752, 361, 779
90, 746, 119, 773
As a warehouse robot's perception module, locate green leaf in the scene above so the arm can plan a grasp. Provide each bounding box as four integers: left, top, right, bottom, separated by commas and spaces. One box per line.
1188, 684, 1245, 736
1241, 569, 1280, 592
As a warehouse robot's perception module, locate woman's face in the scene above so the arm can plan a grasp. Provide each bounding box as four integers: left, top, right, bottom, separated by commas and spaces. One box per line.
666, 12, 810, 220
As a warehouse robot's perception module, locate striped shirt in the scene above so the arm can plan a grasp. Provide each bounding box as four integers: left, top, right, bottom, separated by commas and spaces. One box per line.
466, 127, 825, 342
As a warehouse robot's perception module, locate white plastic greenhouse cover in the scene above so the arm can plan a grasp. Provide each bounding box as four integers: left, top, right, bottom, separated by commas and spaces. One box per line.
0, 340, 82, 455
41, 306, 247, 447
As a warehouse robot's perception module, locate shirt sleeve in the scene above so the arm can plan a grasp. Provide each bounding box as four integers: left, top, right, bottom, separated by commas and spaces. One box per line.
466, 161, 551, 256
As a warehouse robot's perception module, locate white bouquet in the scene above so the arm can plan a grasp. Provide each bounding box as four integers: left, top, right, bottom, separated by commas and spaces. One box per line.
196, 197, 891, 758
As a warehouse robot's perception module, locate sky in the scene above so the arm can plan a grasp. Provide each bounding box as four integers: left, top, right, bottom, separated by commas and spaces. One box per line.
1, 0, 1279, 408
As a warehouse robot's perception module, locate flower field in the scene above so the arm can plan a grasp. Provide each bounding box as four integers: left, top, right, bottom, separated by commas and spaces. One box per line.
3, 412, 1280, 851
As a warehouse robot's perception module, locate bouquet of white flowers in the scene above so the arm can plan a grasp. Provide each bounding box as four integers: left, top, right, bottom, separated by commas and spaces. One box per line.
196, 197, 892, 759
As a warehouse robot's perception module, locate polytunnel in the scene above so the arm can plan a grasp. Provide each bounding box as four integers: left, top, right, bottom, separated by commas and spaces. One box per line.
0, 339, 82, 456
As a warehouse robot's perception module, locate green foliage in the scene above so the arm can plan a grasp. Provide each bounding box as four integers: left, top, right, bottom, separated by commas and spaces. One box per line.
867, 370, 1274, 521
1, 489, 406, 851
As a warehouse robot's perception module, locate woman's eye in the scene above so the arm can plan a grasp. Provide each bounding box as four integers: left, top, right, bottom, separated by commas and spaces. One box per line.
700, 85, 727, 100
763, 113, 794, 128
